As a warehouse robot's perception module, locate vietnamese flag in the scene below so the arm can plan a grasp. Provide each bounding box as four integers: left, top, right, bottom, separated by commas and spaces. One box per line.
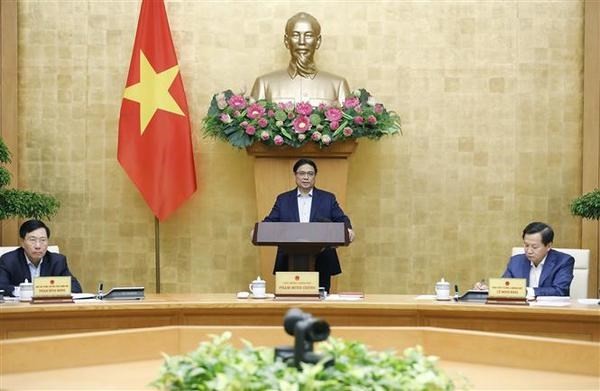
118, 0, 196, 221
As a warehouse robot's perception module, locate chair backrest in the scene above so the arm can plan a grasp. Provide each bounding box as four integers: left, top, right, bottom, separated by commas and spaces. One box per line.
0, 245, 60, 258
511, 247, 590, 298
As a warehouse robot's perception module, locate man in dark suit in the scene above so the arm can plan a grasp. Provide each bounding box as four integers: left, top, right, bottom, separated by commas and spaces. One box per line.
0, 219, 82, 296
263, 158, 355, 292
502, 222, 574, 297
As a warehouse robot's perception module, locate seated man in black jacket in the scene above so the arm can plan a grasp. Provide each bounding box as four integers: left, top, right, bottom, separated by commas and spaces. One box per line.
0, 219, 82, 296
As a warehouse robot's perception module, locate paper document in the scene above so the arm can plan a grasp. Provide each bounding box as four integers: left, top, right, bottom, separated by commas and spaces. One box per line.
577, 298, 600, 305
325, 294, 363, 301
529, 301, 571, 307
535, 296, 570, 302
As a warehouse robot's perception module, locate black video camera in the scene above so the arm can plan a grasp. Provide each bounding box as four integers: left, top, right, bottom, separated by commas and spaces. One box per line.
275, 308, 334, 368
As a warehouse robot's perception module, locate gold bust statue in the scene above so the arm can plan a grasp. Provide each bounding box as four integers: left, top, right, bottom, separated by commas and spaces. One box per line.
250, 12, 350, 106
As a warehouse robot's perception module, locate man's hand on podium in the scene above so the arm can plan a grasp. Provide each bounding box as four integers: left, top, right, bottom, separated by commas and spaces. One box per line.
348, 228, 355, 243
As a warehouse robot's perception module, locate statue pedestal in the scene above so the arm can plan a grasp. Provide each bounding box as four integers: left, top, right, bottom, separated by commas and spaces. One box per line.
247, 141, 357, 293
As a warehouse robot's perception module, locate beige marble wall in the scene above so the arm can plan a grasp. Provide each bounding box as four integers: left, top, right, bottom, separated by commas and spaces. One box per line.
16, 0, 583, 294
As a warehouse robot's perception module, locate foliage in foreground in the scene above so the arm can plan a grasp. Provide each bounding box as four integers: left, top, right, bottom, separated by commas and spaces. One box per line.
153, 332, 455, 391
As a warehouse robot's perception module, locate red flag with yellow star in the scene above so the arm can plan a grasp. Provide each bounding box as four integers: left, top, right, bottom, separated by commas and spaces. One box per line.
118, 0, 196, 221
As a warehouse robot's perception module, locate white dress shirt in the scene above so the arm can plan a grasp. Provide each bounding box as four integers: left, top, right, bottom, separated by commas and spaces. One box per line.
527, 256, 546, 297
25, 254, 44, 280
297, 189, 313, 223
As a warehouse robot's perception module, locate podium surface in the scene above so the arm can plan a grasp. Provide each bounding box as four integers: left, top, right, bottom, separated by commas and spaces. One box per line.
252, 222, 349, 271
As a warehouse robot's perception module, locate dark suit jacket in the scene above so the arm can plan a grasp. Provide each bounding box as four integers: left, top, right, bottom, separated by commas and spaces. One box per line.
502, 249, 574, 296
263, 188, 352, 279
0, 247, 83, 296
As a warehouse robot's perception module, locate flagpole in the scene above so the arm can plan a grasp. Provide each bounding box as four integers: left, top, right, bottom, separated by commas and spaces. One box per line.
155, 216, 161, 293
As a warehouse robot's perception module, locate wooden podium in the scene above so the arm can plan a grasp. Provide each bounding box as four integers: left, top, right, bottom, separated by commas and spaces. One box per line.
252, 222, 349, 271
247, 141, 357, 292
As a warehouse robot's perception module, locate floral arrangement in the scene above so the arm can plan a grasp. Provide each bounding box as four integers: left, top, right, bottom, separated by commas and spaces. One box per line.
153, 332, 456, 390
202, 89, 401, 148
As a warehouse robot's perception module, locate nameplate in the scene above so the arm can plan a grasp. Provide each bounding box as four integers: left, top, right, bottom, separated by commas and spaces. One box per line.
275, 272, 319, 297
33, 276, 71, 297
487, 278, 527, 305
31, 276, 74, 304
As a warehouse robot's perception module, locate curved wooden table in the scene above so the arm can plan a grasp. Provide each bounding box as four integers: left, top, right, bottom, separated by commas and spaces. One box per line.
1, 293, 598, 341
1, 326, 598, 390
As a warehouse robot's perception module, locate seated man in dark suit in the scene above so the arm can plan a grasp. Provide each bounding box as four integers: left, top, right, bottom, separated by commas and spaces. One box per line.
501, 221, 574, 297
0, 219, 82, 296
263, 158, 355, 292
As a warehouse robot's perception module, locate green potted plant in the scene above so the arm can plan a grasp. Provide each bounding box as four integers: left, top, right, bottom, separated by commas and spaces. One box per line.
152, 332, 456, 390
0, 136, 60, 220
570, 189, 600, 220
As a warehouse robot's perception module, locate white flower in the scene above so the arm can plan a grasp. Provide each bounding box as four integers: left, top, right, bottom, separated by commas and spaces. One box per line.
367, 96, 376, 106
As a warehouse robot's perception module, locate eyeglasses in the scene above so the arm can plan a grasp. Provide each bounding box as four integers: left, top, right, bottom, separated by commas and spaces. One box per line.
296, 171, 315, 177
25, 237, 48, 245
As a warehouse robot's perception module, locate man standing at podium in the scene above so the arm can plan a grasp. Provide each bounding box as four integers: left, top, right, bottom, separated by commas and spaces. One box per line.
263, 158, 355, 292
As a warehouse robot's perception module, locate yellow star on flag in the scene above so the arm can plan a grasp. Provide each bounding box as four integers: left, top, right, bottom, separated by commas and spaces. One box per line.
123, 50, 185, 134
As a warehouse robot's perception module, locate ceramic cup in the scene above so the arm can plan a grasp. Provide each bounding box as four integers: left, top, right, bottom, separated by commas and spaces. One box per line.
249, 277, 266, 298
19, 280, 33, 302
435, 278, 450, 300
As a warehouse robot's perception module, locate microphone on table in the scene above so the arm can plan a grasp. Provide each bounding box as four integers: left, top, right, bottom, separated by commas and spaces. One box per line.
97, 281, 104, 299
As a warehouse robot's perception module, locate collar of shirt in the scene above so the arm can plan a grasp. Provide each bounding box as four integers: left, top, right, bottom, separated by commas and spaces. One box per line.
25, 254, 44, 268
529, 255, 547, 269
297, 189, 313, 198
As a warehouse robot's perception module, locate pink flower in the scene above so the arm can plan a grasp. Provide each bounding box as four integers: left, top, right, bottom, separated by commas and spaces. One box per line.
245, 125, 256, 135
274, 135, 284, 145
240, 121, 248, 128
311, 131, 322, 141
288, 112, 295, 119
233, 110, 242, 118
246, 103, 266, 119
227, 95, 247, 110
217, 99, 227, 110
367, 115, 377, 125
257, 118, 268, 128
321, 135, 331, 145
292, 115, 312, 133
284, 102, 295, 112
330, 121, 340, 130
325, 107, 342, 122
295, 102, 313, 116
344, 96, 360, 109
343, 127, 353, 136
354, 116, 364, 125
260, 131, 270, 141
298, 134, 306, 141
219, 113, 232, 124
355, 106, 363, 114
267, 110, 275, 117
374, 104, 384, 114
318, 103, 327, 112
